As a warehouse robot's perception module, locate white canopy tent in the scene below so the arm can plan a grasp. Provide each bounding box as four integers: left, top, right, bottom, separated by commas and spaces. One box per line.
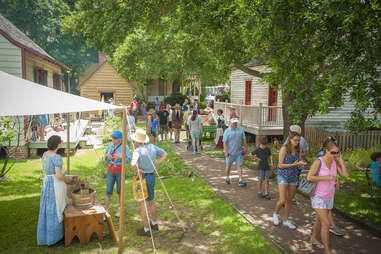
0, 70, 128, 252
0, 71, 122, 116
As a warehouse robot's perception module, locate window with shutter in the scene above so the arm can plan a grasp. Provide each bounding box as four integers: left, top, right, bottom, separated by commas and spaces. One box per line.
268, 86, 278, 121
245, 80, 252, 105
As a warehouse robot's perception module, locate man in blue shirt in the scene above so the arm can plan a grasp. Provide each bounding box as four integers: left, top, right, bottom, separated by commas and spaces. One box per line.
131, 129, 168, 236
104, 131, 131, 217
223, 118, 248, 187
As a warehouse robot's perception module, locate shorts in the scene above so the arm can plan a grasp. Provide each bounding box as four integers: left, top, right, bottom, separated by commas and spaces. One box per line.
39, 115, 48, 125
168, 121, 172, 129
152, 130, 158, 137
106, 171, 121, 196
160, 124, 168, 134
143, 173, 155, 201
277, 174, 298, 186
226, 153, 243, 166
311, 195, 334, 210
190, 132, 201, 139
258, 169, 270, 181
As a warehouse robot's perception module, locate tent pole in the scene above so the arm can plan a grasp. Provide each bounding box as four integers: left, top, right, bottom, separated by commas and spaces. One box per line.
66, 112, 70, 174
118, 109, 127, 254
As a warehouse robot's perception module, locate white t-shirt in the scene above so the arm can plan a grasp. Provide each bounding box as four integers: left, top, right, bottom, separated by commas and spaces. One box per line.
168, 109, 173, 122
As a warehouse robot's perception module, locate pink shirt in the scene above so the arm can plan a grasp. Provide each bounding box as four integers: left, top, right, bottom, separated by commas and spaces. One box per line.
314, 158, 337, 200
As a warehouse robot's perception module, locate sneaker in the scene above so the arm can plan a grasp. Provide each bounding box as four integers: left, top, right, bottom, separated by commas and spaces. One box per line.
151, 223, 159, 231
238, 180, 247, 187
136, 228, 151, 237
283, 220, 296, 230
115, 207, 120, 217
192, 151, 196, 155
196, 151, 201, 154
263, 194, 271, 200
273, 213, 280, 226
329, 226, 344, 236
257, 193, 265, 198
225, 177, 231, 185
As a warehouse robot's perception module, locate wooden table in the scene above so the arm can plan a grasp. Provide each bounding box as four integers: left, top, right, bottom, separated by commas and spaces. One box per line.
64, 204, 106, 246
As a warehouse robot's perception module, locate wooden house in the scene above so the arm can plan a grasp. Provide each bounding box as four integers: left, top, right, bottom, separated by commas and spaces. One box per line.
0, 14, 72, 158
77, 53, 136, 118
215, 60, 378, 137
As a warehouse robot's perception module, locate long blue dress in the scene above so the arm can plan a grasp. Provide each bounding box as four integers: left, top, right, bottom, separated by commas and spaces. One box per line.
37, 153, 64, 245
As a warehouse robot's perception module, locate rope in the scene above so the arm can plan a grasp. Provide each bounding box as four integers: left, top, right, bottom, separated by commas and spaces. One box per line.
125, 109, 157, 253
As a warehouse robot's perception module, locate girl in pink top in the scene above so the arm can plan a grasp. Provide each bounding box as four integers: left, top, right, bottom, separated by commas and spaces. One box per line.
307, 140, 348, 254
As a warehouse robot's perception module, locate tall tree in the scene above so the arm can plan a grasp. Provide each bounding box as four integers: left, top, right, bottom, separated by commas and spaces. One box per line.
63, 0, 381, 133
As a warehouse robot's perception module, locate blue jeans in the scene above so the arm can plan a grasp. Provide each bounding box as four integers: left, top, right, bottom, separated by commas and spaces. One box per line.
277, 174, 298, 186
106, 171, 121, 196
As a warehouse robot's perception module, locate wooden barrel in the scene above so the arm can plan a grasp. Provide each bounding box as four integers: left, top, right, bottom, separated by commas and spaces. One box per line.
72, 188, 96, 208
66, 182, 79, 198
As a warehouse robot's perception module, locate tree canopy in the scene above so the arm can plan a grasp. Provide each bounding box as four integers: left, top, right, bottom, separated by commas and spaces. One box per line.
0, 0, 97, 86
63, 0, 381, 133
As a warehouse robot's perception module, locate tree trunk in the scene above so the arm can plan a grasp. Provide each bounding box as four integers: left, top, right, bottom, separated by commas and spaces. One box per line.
282, 91, 296, 139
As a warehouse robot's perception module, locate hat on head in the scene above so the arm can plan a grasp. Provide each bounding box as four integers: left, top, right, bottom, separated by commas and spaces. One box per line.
131, 129, 149, 144
289, 125, 302, 135
111, 130, 123, 139
230, 118, 239, 124
175, 103, 180, 108
160, 106, 165, 111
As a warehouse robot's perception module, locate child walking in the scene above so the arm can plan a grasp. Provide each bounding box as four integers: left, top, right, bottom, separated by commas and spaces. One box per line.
250, 136, 273, 200
151, 114, 159, 144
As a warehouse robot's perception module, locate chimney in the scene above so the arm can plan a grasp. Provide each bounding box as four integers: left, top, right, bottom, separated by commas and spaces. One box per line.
98, 52, 107, 63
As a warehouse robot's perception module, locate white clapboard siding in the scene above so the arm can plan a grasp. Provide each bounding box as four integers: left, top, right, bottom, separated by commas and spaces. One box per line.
230, 66, 282, 106
0, 34, 22, 77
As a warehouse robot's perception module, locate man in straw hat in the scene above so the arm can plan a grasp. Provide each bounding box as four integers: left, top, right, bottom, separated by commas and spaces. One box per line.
172, 104, 184, 143
104, 131, 131, 217
131, 129, 168, 236
223, 118, 248, 187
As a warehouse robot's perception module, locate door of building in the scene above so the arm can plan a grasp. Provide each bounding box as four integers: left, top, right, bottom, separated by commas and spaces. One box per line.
268, 86, 278, 121
245, 80, 252, 105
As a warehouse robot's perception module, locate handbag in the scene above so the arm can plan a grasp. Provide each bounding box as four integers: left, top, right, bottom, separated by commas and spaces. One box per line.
131, 173, 148, 201
298, 160, 321, 197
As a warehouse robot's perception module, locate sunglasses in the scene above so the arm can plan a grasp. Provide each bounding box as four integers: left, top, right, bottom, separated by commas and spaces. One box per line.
330, 151, 340, 155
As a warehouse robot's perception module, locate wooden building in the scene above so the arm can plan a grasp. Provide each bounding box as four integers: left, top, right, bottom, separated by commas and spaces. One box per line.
0, 14, 71, 158
77, 53, 136, 118
222, 60, 379, 137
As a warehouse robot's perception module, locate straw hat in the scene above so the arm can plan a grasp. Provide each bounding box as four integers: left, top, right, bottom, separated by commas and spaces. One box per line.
131, 129, 149, 143
175, 103, 180, 108
289, 125, 302, 135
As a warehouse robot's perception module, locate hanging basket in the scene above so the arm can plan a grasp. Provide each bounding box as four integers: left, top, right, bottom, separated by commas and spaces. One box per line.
131, 174, 148, 202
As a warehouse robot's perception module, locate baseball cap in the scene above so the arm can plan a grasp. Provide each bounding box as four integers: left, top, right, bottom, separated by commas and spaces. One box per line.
230, 118, 239, 123
111, 130, 123, 139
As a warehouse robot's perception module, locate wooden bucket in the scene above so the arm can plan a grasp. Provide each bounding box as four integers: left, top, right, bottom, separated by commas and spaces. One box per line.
72, 188, 96, 208
66, 175, 79, 199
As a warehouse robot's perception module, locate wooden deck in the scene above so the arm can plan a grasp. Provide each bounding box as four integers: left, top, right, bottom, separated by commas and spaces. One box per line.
214, 101, 283, 136
29, 120, 89, 149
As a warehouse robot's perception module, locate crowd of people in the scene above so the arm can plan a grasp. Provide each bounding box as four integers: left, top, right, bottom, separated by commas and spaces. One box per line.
35, 97, 381, 254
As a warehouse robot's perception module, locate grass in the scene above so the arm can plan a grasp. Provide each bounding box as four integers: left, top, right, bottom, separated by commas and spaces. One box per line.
0, 141, 279, 254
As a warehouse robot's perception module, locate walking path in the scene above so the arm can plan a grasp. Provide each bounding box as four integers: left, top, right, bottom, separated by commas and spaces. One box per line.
172, 142, 381, 254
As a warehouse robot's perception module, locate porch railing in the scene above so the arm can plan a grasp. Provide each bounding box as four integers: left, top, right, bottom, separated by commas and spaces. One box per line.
214, 101, 283, 130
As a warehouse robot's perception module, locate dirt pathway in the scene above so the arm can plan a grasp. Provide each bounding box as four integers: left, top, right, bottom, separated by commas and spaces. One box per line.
172, 142, 381, 254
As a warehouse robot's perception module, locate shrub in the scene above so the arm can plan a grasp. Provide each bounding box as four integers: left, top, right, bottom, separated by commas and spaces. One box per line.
134, 95, 146, 104
147, 101, 156, 110
215, 93, 230, 102
199, 102, 207, 109
163, 92, 190, 106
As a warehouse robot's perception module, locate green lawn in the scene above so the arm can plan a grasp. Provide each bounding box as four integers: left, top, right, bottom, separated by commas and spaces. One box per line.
0, 141, 279, 254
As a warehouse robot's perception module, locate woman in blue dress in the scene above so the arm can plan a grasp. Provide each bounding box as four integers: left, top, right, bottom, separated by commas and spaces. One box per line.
37, 135, 70, 245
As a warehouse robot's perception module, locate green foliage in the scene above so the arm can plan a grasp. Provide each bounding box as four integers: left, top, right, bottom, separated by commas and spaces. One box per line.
163, 92, 189, 107
146, 102, 156, 110
0, 117, 17, 144
134, 95, 146, 104
199, 102, 207, 109
103, 115, 122, 143
216, 93, 230, 103
64, 0, 381, 132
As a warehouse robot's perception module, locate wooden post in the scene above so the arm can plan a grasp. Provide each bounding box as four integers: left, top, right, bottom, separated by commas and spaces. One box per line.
118, 109, 127, 254
198, 79, 201, 102
258, 103, 263, 129
66, 112, 70, 174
